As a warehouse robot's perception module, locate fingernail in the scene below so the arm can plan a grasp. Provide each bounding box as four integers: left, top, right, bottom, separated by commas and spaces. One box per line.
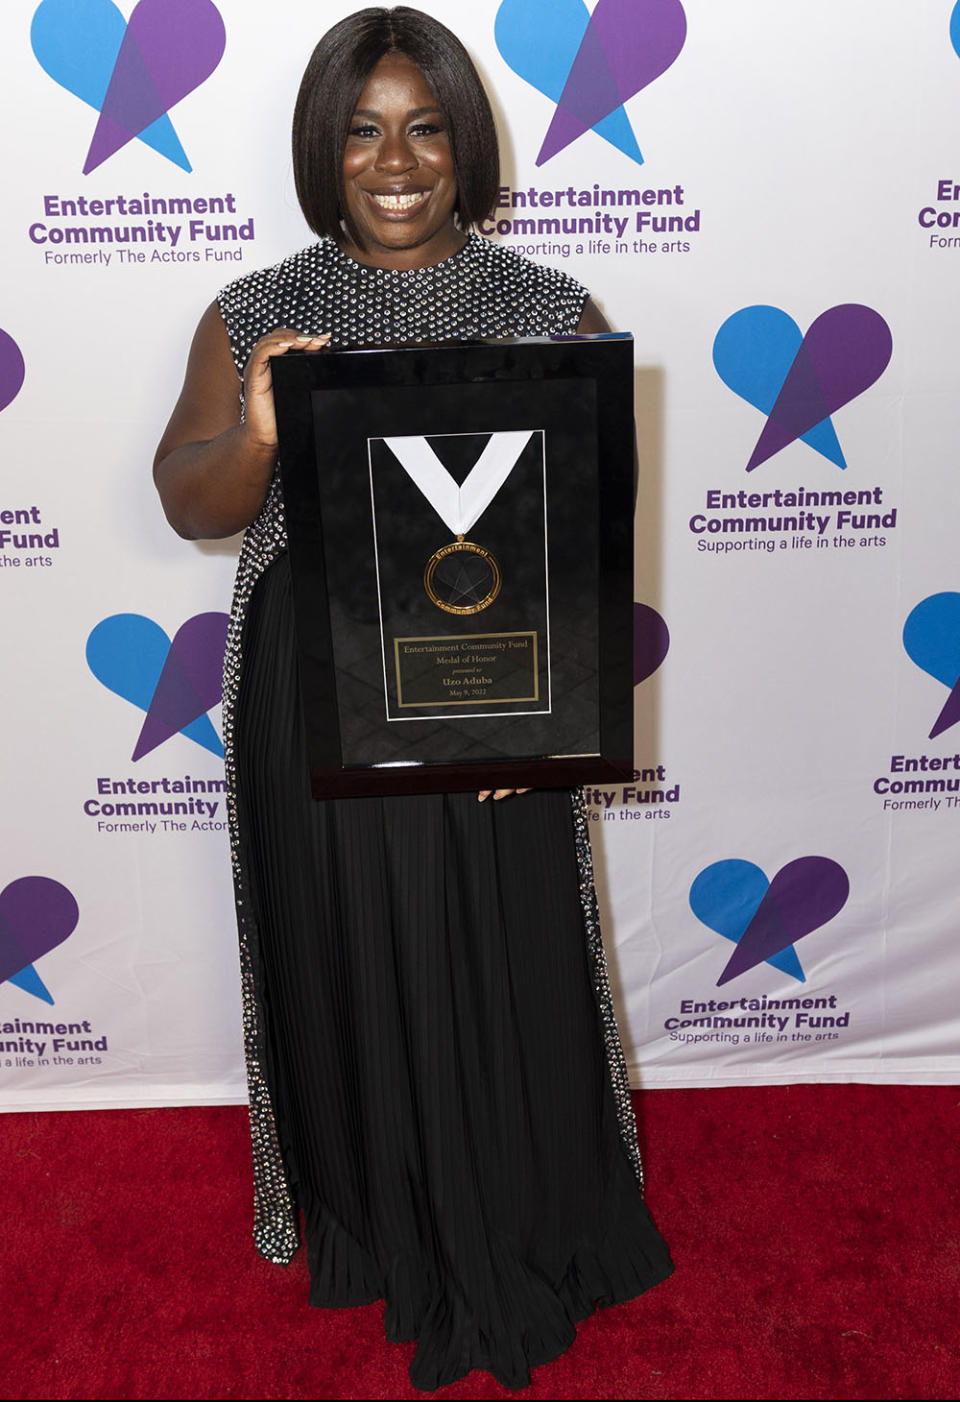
295, 333, 312, 341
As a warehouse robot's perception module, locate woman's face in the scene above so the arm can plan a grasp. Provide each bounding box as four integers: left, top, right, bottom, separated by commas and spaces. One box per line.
340, 52, 462, 269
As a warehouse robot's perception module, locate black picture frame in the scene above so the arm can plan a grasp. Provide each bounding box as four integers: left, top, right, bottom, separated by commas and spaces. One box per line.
273, 334, 635, 798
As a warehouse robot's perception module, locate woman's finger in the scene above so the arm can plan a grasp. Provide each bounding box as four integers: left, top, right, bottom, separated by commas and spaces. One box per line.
250, 331, 330, 365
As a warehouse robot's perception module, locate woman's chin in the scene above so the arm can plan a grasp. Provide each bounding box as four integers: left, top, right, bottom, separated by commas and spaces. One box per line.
342, 219, 464, 267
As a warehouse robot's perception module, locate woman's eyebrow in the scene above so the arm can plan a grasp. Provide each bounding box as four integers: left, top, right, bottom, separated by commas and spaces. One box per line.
351, 106, 444, 119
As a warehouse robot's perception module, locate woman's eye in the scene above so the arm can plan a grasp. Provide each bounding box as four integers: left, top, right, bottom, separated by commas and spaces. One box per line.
348, 123, 380, 139
409, 122, 444, 137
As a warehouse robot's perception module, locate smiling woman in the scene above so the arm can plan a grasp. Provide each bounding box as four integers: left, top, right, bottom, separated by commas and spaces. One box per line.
338, 54, 462, 265
152, 6, 671, 1391
292, 8, 498, 268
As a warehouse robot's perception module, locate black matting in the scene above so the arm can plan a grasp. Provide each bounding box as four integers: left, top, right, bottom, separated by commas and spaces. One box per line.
274, 335, 635, 798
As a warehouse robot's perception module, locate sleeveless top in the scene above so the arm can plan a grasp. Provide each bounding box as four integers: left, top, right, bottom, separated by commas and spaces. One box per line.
216, 234, 643, 1264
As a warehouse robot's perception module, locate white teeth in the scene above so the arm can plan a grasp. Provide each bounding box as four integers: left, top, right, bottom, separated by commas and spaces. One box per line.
371, 191, 425, 210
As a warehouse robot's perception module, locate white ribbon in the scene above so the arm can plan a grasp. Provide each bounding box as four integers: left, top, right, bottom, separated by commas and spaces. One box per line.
381, 431, 535, 536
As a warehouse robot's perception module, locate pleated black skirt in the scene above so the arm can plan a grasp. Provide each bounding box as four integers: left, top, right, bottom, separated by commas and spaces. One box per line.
234, 554, 673, 1390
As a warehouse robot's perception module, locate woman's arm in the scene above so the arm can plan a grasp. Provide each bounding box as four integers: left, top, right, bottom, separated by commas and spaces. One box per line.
577, 297, 612, 334
153, 302, 329, 540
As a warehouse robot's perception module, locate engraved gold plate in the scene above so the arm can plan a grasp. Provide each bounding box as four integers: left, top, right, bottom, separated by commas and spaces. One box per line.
423, 536, 502, 615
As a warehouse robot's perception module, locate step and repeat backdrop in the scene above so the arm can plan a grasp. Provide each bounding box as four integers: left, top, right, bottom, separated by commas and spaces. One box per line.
2, 0, 959, 1110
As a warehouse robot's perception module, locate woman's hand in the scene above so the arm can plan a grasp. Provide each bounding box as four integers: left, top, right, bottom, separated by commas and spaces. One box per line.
153, 306, 330, 540
477, 789, 531, 802
243, 329, 331, 449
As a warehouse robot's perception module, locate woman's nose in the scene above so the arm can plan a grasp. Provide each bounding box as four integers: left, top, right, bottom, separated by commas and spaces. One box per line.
374, 131, 417, 173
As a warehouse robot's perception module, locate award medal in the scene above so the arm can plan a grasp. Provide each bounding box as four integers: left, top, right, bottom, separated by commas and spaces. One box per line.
381, 431, 534, 615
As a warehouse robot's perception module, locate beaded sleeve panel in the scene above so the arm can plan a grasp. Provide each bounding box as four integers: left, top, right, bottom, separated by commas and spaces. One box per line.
216, 235, 642, 1265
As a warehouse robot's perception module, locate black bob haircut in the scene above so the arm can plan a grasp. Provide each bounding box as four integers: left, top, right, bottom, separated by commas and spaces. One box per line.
292, 6, 500, 246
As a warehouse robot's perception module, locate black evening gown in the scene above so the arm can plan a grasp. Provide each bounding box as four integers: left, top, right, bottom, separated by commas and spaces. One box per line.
220, 236, 673, 1391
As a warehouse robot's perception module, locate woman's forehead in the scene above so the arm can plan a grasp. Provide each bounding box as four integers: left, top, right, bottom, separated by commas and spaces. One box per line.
353, 52, 440, 113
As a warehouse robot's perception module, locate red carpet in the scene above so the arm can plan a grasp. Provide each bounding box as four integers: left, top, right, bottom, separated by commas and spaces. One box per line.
2, 1084, 958, 1400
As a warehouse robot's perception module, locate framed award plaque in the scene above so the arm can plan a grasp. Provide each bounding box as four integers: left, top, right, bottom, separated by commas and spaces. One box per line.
273, 334, 635, 798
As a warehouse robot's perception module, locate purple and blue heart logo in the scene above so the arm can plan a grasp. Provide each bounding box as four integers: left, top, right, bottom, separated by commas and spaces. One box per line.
495, 0, 686, 167
0, 878, 79, 1005
951, 2, 960, 60
690, 857, 849, 986
0, 330, 26, 414
903, 593, 960, 740
86, 612, 229, 761
31, 0, 226, 175
634, 602, 669, 685
713, 305, 893, 473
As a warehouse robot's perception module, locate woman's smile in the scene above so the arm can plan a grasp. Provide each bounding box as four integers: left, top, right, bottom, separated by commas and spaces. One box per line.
365, 189, 430, 212
359, 186, 434, 223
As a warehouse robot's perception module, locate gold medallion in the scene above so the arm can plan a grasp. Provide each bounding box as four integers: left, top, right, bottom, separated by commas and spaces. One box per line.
424, 535, 502, 615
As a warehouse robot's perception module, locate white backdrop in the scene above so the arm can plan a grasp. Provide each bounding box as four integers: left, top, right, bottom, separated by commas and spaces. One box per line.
2, 0, 959, 1111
